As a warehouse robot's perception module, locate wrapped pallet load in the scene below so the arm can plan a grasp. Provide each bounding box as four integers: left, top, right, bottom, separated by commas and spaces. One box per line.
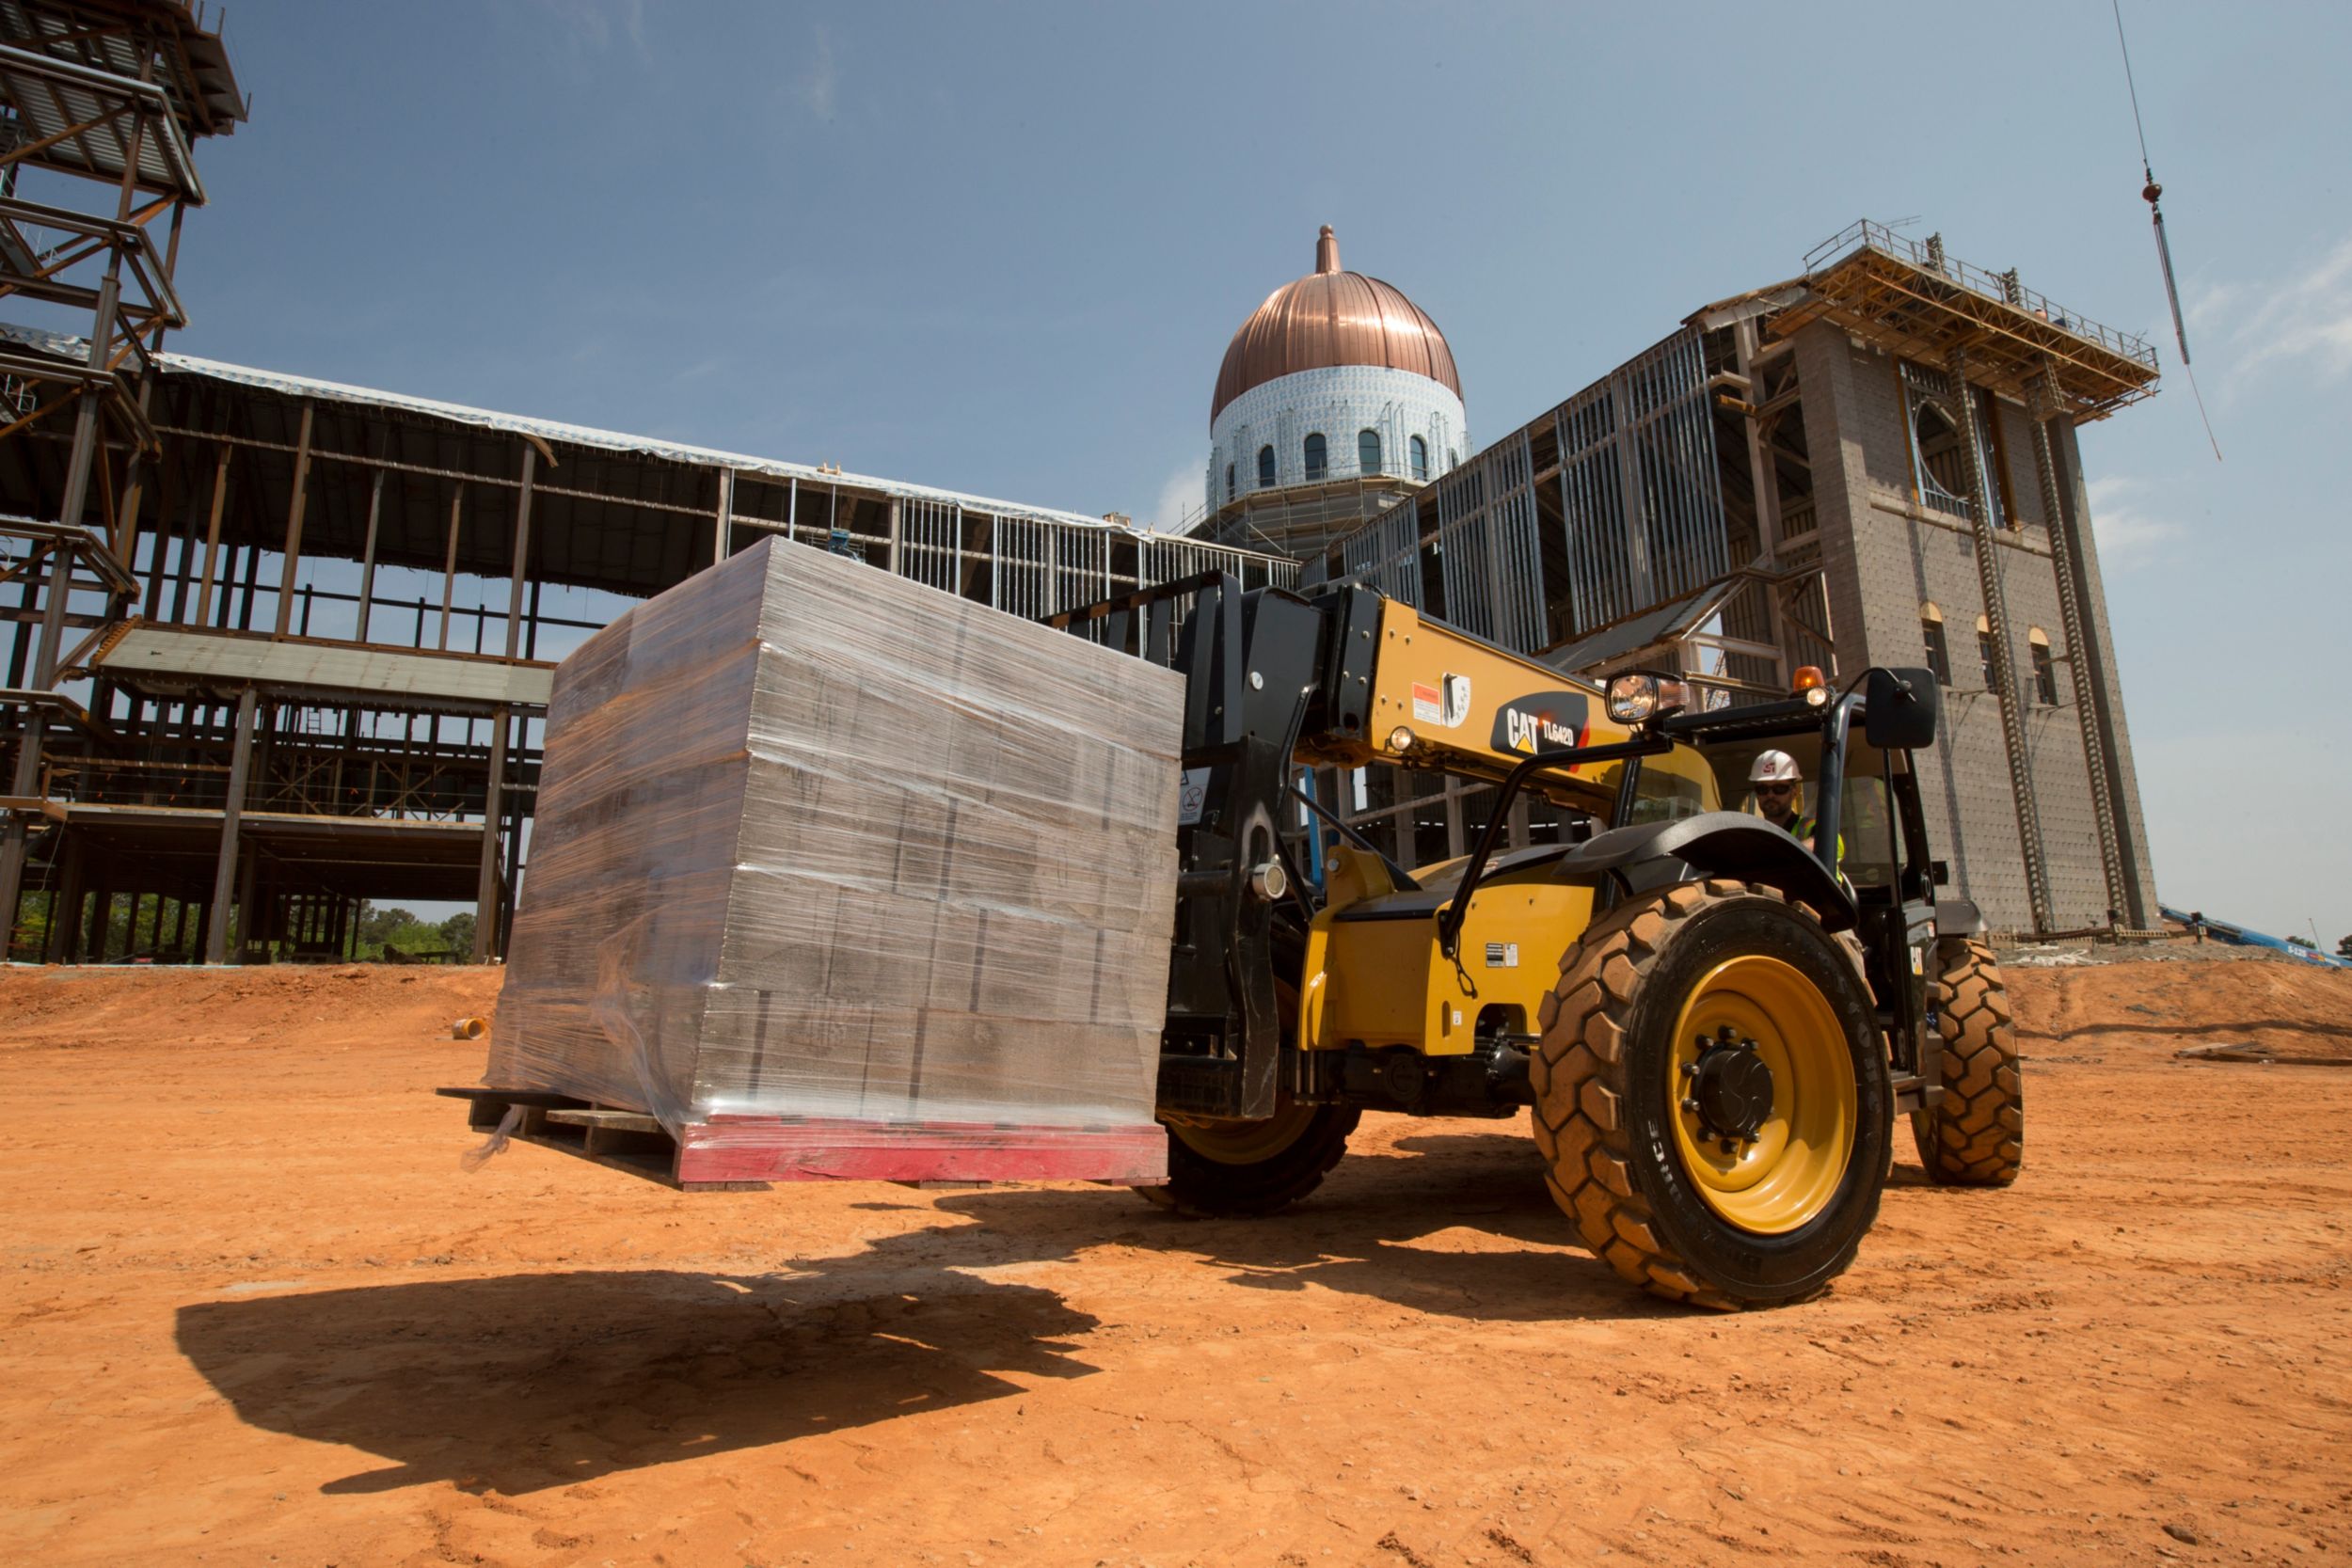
482, 536, 1185, 1185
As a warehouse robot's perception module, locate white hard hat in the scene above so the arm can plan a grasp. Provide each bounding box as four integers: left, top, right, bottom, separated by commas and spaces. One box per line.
1748, 750, 1803, 784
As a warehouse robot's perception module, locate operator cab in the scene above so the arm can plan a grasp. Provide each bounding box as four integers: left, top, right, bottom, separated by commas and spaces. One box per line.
1699, 733, 1917, 906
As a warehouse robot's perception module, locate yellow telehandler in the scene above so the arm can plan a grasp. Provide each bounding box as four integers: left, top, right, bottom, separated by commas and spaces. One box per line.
453, 567, 2021, 1311
1049, 571, 2020, 1308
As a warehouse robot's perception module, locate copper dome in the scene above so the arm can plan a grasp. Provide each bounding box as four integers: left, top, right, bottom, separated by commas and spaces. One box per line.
1211, 226, 1461, 429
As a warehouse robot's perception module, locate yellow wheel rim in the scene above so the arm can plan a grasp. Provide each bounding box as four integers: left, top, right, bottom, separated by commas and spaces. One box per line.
1665, 954, 1856, 1234
1168, 1101, 1316, 1166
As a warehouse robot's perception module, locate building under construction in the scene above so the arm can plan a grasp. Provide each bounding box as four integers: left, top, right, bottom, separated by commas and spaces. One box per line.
0, 4, 2159, 959
1305, 222, 2159, 936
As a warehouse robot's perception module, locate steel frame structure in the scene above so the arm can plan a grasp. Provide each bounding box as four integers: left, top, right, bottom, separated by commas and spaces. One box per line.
0, 0, 241, 958
0, 330, 1296, 964
1330, 325, 1735, 672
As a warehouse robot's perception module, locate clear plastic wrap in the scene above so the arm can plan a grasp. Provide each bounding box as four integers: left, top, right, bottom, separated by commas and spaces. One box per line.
485, 538, 1185, 1180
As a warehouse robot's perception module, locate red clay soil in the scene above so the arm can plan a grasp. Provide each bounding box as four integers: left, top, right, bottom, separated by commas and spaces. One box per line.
2, 950, 2348, 1567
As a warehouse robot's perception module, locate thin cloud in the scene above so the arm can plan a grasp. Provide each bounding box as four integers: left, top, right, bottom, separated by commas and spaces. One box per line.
2197, 234, 2352, 391
1149, 458, 1208, 533
797, 26, 837, 121
2083, 476, 2183, 566
529, 0, 647, 58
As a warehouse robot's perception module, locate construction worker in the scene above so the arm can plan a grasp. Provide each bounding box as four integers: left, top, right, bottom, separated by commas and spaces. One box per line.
1748, 750, 1816, 850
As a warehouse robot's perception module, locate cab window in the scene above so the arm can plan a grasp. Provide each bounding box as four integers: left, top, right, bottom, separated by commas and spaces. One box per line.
1628, 763, 1708, 825
1713, 740, 1906, 894
1836, 771, 1899, 893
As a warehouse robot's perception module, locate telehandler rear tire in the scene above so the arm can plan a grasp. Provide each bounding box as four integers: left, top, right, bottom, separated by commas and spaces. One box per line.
1139, 1101, 1361, 1218
1910, 938, 2023, 1186
1533, 879, 1892, 1309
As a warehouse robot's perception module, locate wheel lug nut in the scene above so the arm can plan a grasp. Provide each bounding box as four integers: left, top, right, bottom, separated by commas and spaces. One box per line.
1680, 1098, 1700, 1114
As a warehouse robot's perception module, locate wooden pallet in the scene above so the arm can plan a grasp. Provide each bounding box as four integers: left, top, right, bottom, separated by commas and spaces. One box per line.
439, 1087, 1167, 1190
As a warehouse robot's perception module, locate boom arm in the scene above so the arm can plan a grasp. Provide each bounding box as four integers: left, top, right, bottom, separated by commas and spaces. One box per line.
1048, 578, 1657, 1124
1302, 597, 1639, 794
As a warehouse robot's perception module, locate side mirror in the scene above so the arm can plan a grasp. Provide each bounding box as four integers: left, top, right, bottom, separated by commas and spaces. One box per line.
1865, 667, 1940, 751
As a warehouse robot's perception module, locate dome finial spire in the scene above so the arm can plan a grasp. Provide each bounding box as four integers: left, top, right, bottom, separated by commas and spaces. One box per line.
1315, 224, 1340, 275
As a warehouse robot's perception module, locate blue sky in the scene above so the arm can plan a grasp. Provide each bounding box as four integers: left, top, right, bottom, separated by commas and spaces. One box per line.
122, 2, 2352, 943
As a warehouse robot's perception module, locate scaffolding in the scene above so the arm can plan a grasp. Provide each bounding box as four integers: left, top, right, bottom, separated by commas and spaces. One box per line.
0, 0, 243, 958
1780, 220, 2160, 419
1190, 471, 1423, 562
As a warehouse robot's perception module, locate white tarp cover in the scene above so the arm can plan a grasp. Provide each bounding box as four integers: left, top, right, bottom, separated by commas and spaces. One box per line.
486, 537, 1187, 1141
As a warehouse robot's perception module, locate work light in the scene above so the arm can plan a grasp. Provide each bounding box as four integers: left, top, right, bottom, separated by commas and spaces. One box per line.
1606, 673, 1690, 725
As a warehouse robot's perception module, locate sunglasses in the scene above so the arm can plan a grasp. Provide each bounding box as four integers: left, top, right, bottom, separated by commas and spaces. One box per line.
1755, 784, 1795, 795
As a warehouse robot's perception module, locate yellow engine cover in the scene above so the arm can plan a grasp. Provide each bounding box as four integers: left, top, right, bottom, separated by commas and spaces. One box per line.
1298, 847, 1597, 1056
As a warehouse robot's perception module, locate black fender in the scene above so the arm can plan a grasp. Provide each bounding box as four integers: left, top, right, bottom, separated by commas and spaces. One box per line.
1934, 897, 1986, 938
1552, 811, 1857, 933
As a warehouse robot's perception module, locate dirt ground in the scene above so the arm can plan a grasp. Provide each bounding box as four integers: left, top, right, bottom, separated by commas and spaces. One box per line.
3, 948, 2349, 1568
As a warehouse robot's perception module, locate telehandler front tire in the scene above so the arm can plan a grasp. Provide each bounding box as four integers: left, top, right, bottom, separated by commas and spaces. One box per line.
1139, 1101, 1361, 1218
1911, 938, 2023, 1185
1533, 879, 1892, 1309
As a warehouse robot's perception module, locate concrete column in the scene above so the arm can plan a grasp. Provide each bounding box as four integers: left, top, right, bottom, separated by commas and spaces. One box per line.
235, 854, 259, 963
438, 483, 463, 651
272, 402, 315, 639
84, 883, 113, 963
472, 707, 508, 962
40, 834, 82, 963
713, 468, 735, 567
356, 468, 386, 642
204, 689, 259, 964
194, 444, 230, 626
502, 448, 536, 661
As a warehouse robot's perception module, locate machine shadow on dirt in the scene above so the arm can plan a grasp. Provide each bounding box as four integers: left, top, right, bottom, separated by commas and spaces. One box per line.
176, 1266, 1100, 1496
175, 1145, 1677, 1494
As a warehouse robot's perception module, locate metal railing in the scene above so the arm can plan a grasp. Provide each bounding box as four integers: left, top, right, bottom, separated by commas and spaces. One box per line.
1804, 219, 2159, 372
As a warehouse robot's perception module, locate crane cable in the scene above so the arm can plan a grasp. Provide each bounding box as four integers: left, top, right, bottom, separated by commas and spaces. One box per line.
2113, 0, 2221, 460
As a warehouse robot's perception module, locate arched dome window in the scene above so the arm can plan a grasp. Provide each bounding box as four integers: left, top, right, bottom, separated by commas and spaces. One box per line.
1359, 429, 1382, 475
1225, 463, 1235, 502
1920, 602, 1950, 685
1304, 433, 1327, 482
1409, 436, 1428, 481
1257, 446, 1276, 488
1447, 448, 1457, 469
